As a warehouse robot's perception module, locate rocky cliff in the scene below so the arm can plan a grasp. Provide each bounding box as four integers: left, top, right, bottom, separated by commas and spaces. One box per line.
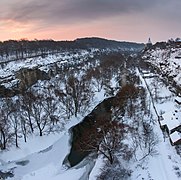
16, 68, 50, 91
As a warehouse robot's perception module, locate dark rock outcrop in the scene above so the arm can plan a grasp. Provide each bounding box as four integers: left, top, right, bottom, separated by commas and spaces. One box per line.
0, 85, 17, 97
15, 68, 50, 91
0, 68, 50, 97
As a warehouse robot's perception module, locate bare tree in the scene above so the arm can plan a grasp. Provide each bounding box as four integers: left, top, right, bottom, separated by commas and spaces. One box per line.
0, 108, 13, 150
20, 91, 35, 133
28, 92, 48, 136
90, 67, 104, 92
140, 122, 159, 160
76, 115, 125, 164
65, 75, 93, 117
0, 98, 16, 149
5, 98, 21, 148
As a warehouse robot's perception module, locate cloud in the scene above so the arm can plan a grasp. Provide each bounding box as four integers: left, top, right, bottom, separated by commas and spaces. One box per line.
0, 0, 180, 41
2, 0, 181, 30
1, 0, 158, 25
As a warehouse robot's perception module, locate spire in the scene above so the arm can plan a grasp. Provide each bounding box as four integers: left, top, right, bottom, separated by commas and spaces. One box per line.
147, 37, 152, 45
145, 37, 152, 49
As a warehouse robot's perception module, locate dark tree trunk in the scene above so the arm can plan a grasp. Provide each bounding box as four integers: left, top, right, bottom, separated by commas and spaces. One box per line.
1, 129, 6, 150
15, 133, 19, 148
28, 113, 34, 133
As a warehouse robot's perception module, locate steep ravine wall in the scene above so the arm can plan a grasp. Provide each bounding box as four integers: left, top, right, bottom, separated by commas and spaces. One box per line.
0, 68, 50, 97
15, 68, 50, 91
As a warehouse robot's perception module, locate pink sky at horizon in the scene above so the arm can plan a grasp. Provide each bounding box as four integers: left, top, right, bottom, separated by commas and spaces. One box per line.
0, 0, 180, 43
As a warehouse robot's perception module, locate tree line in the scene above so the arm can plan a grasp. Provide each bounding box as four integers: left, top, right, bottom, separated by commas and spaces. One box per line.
0, 37, 144, 62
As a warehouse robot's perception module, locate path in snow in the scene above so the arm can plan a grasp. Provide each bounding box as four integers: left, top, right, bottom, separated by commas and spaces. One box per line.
137, 67, 181, 180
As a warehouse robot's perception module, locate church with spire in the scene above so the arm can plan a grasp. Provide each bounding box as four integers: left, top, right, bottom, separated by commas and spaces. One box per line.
145, 37, 152, 49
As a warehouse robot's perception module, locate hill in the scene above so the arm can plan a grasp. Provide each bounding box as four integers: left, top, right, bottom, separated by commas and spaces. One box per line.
74, 37, 144, 50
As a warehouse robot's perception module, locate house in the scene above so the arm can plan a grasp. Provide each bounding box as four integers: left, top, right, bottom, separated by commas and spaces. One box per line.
142, 72, 157, 79
175, 38, 181, 47
159, 111, 181, 134
175, 38, 181, 43
170, 131, 181, 145
159, 110, 181, 146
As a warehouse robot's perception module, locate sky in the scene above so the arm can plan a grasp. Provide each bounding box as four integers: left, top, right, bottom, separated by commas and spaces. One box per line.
0, 0, 180, 43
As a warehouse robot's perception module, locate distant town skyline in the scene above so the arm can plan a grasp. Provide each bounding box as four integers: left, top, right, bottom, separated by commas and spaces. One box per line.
0, 0, 180, 43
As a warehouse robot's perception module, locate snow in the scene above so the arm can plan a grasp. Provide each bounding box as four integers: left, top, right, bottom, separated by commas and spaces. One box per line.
0, 80, 180, 180
175, 96, 181, 104
133, 68, 181, 180
0, 118, 87, 180
0, 74, 110, 180
161, 111, 180, 132
89, 156, 104, 180
145, 138, 179, 180
0, 49, 181, 179
170, 131, 181, 144
143, 46, 181, 87
0, 49, 99, 88
0, 133, 63, 162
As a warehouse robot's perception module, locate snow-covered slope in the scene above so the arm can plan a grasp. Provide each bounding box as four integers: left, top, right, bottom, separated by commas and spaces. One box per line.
0, 43, 181, 180
0, 86, 109, 180
0, 119, 92, 180
141, 44, 181, 91
0, 49, 98, 90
